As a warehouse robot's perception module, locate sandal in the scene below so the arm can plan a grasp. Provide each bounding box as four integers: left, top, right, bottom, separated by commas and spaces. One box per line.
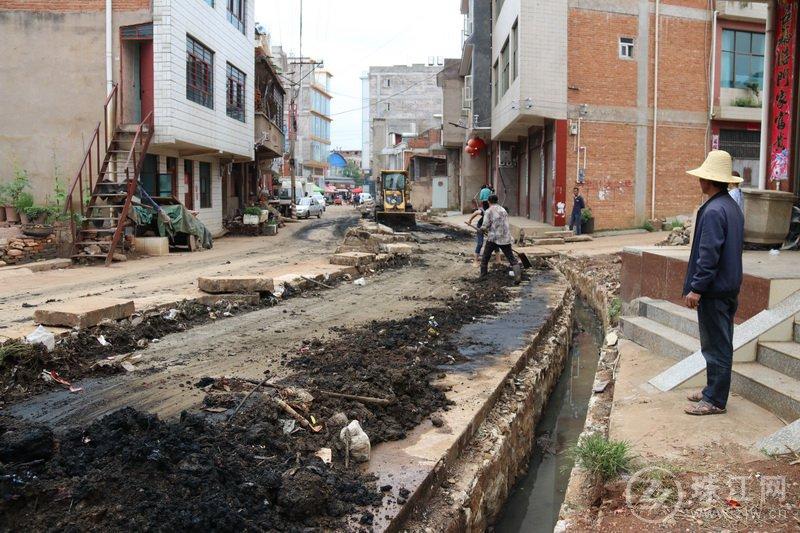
686, 390, 704, 402
684, 400, 726, 416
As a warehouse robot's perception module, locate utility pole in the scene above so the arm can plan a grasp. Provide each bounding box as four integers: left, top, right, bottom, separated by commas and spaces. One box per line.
288, 0, 304, 207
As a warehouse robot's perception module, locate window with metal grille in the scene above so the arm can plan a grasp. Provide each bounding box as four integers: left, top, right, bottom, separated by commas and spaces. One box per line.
186, 36, 214, 108
226, 63, 246, 122
619, 37, 634, 59
199, 162, 212, 208
719, 129, 761, 159
227, 0, 245, 34
721, 29, 765, 89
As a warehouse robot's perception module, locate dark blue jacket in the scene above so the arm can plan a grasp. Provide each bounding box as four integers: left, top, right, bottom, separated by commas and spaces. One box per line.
683, 190, 744, 298
571, 195, 586, 217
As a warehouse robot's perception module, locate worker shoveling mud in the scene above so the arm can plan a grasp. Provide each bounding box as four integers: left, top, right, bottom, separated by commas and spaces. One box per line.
0, 265, 538, 531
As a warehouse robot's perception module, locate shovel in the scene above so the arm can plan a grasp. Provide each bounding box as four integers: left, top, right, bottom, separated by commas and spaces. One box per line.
466, 222, 532, 269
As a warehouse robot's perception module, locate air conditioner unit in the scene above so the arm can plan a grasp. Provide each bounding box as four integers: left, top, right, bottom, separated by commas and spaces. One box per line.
498, 142, 518, 168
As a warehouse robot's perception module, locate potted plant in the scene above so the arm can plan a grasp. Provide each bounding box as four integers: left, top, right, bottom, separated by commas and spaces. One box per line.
14, 192, 34, 224
4, 167, 31, 223
23, 205, 51, 225
243, 206, 261, 225
0, 185, 7, 222
581, 207, 595, 234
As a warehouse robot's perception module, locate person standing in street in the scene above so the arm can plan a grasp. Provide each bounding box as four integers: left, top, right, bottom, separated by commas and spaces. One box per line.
569, 187, 586, 235
480, 195, 521, 283
682, 150, 744, 416
478, 183, 492, 209
728, 170, 744, 213
466, 200, 486, 265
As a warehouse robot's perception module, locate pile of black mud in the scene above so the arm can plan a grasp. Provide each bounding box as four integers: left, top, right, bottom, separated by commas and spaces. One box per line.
0, 255, 417, 405
286, 267, 535, 444
0, 403, 381, 532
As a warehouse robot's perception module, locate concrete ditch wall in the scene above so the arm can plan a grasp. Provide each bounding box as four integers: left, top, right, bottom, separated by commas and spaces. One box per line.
554, 258, 619, 529
401, 282, 576, 531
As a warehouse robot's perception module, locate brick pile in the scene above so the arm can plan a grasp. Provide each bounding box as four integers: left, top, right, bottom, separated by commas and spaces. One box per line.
0, 234, 60, 266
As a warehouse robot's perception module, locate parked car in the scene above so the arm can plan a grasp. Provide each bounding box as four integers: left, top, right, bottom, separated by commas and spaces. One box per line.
311, 193, 326, 211
295, 197, 323, 219
358, 192, 373, 204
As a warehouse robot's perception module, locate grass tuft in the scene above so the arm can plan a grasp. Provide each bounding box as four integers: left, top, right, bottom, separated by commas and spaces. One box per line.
568, 433, 633, 481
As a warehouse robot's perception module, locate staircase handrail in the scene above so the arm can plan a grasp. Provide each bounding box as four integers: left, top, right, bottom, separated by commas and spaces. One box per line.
64, 83, 120, 240
105, 111, 154, 265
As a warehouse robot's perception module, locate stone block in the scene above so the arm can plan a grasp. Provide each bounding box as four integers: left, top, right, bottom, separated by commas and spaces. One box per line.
544, 230, 573, 238
34, 297, 135, 328
531, 238, 564, 245
329, 252, 376, 267
6, 249, 23, 257
382, 243, 414, 255
135, 236, 170, 256
198, 276, 275, 294
564, 235, 593, 243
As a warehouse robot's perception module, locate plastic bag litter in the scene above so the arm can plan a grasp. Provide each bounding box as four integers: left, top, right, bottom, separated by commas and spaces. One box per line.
769, 249, 780, 256
353, 277, 366, 286
280, 419, 297, 435
26, 325, 55, 351
164, 308, 180, 320
340, 420, 371, 463
97, 335, 111, 347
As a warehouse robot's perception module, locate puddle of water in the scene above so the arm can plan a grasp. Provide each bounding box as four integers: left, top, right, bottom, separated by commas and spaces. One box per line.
452, 271, 559, 372
493, 298, 603, 533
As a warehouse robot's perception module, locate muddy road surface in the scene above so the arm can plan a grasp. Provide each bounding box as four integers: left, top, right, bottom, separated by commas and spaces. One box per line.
0, 207, 361, 330
6, 226, 477, 428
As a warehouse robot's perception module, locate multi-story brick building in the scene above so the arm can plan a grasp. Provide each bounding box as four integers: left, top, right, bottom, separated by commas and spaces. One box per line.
0, 0, 256, 235
450, 0, 768, 230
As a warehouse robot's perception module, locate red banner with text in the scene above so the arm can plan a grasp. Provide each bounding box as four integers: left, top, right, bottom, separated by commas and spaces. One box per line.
768, 0, 798, 186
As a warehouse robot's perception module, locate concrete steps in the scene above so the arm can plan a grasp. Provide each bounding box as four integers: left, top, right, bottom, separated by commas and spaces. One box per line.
624, 298, 800, 421
620, 315, 700, 360
638, 298, 699, 338
759, 342, 800, 381
795, 314, 800, 343
732, 363, 800, 422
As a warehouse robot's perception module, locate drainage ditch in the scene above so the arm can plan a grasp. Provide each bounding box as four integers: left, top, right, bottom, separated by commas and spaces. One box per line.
493, 298, 603, 532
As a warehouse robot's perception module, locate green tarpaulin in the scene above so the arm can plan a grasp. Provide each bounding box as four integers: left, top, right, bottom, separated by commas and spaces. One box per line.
131, 204, 213, 249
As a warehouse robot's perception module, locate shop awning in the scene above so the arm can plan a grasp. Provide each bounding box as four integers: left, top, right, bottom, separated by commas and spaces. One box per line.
325, 185, 336, 193
352, 187, 363, 193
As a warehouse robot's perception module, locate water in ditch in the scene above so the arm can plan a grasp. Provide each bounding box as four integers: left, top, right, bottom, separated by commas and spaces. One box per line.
493, 298, 603, 533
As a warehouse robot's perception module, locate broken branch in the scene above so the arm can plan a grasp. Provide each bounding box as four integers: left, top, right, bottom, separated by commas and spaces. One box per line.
318, 390, 393, 406
228, 376, 268, 421
272, 397, 322, 432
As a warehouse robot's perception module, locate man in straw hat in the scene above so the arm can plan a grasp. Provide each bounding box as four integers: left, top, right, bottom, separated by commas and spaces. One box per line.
683, 150, 744, 416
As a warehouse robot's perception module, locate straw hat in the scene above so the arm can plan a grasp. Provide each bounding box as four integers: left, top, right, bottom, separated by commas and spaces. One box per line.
686, 150, 743, 184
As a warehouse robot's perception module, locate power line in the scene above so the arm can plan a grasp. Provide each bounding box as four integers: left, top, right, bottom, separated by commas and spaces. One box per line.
330, 69, 442, 116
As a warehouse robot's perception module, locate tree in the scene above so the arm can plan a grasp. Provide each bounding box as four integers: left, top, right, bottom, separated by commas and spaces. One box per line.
342, 160, 363, 186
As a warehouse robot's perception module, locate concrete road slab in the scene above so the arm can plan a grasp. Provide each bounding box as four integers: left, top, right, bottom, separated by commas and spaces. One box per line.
34, 297, 135, 329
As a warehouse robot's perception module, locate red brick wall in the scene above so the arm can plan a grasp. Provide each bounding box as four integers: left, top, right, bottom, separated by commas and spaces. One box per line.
565, 3, 713, 230
0, 0, 150, 12
565, 122, 638, 229
568, 9, 639, 108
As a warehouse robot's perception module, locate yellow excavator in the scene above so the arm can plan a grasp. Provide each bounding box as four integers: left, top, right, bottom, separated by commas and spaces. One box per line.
375, 169, 416, 229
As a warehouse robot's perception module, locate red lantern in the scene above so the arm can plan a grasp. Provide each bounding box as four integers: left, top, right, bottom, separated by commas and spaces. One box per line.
473, 137, 486, 150
464, 145, 475, 155
467, 138, 479, 149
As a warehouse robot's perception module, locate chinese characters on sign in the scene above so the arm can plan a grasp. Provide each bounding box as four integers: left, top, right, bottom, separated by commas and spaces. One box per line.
768, 0, 797, 185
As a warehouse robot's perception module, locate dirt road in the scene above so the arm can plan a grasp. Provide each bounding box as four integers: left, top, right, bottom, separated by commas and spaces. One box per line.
0, 206, 359, 335
7, 223, 478, 428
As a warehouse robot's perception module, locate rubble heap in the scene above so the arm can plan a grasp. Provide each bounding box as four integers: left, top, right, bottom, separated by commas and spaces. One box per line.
657, 219, 692, 246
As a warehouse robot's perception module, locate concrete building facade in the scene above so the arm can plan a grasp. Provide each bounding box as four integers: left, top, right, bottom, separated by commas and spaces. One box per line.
367, 63, 445, 173
446, 0, 768, 230
0, 0, 256, 235
284, 59, 332, 184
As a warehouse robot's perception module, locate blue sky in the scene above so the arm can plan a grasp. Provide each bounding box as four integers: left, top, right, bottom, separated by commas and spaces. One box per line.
255, 0, 463, 150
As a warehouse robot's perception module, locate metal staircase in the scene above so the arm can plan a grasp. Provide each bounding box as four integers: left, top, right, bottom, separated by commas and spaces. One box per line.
64, 84, 154, 266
